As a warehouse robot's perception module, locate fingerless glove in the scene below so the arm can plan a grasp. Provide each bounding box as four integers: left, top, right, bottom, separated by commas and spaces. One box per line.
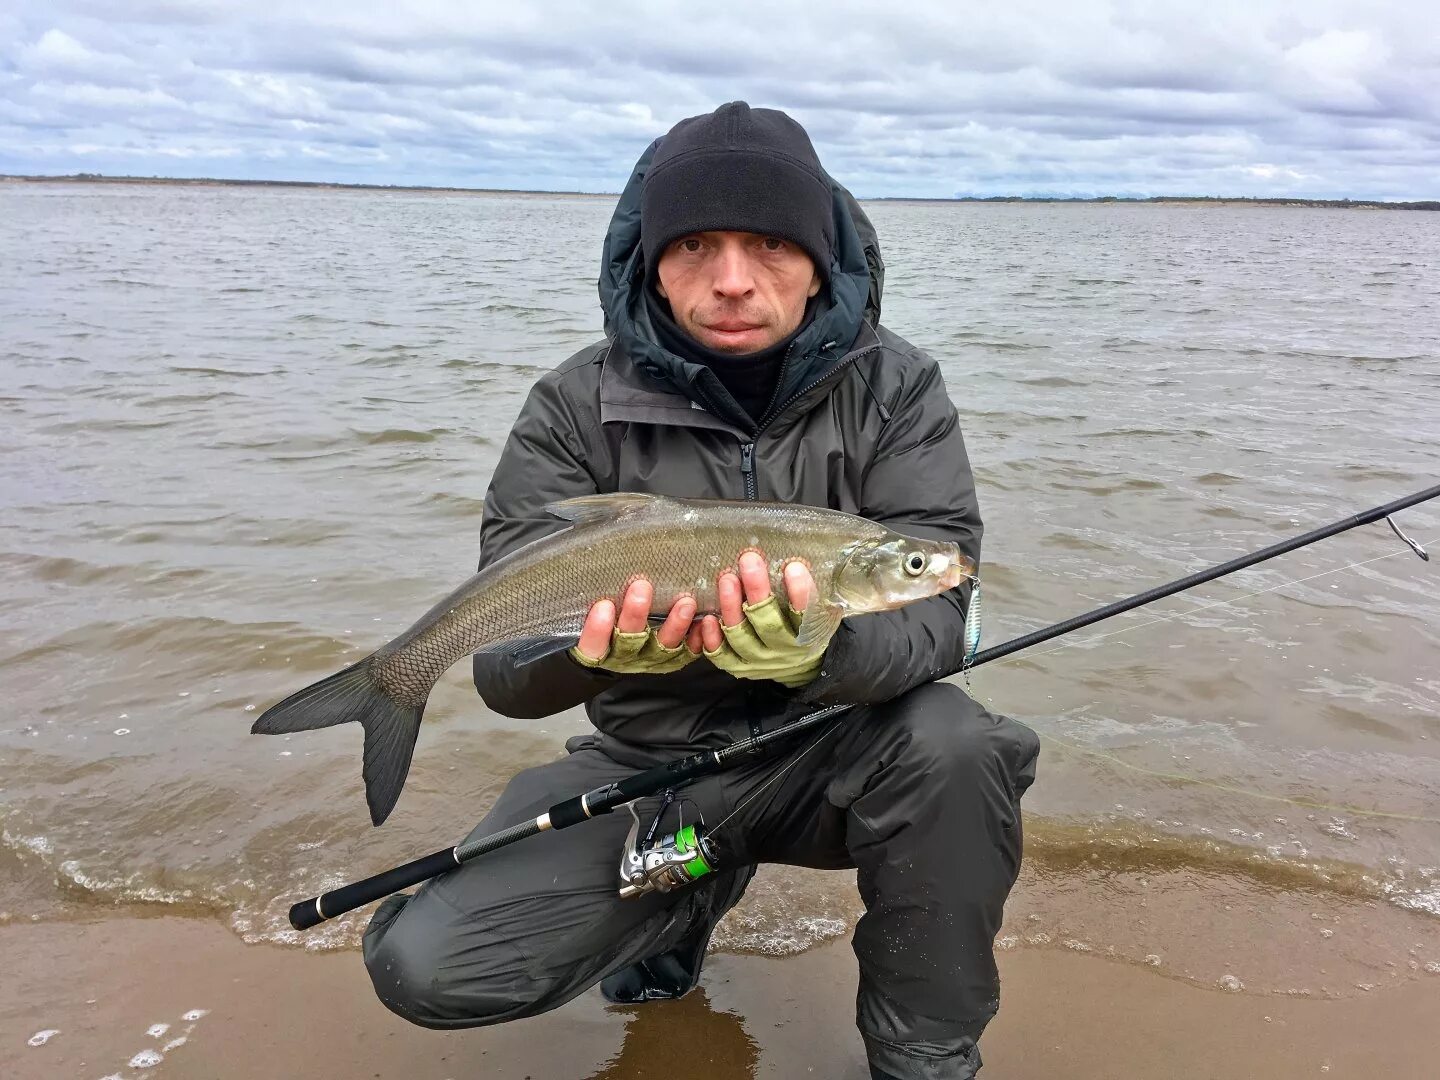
702, 594, 833, 688
569, 628, 698, 675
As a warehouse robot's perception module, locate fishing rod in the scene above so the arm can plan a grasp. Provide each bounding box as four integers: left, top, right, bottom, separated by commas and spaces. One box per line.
287, 483, 1437, 931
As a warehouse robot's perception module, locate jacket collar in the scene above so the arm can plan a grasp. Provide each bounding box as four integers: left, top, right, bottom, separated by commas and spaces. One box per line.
599, 321, 882, 436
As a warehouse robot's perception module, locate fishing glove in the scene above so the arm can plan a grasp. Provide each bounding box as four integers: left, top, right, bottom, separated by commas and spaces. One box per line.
569, 628, 698, 676
703, 595, 830, 688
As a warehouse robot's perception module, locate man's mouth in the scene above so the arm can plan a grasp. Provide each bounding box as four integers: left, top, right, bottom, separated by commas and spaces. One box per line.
706, 321, 762, 334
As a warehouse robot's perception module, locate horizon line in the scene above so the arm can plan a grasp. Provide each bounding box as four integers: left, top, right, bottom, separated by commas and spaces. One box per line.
3, 172, 1437, 209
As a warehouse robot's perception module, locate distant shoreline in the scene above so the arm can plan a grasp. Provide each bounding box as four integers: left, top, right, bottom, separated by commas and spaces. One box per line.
3, 173, 1436, 210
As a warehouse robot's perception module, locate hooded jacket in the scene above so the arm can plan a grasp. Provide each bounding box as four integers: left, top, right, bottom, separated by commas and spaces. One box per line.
472, 141, 982, 753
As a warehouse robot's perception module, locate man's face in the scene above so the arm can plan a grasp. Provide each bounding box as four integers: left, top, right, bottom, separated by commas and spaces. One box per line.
655, 231, 822, 355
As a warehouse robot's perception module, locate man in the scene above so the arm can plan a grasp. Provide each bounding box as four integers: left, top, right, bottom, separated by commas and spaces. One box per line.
362, 102, 1040, 1080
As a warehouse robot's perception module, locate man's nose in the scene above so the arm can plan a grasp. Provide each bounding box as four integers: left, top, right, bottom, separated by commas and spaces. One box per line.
711, 243, 756, 297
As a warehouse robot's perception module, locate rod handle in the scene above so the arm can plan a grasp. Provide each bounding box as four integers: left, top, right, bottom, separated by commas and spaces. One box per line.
288, 847, 458, 930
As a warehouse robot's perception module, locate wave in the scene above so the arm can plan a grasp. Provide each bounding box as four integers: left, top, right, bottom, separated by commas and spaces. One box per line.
0, 551, 211, 590
168, 365, 276, 379
1087, 427, 1178, 438
423, 492, 488, 518
0, 614, 356, 674
5, 808, 1434, 957
39, 417, 178, 434
1194, 471, 1243, 486
356, 427, 449, 445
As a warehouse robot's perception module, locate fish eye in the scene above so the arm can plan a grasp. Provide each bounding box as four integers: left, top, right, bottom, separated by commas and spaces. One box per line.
903, 551, 927, 576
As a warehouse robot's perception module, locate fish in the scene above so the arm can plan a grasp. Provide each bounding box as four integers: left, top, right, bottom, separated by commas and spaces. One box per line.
252, 492, 975, 825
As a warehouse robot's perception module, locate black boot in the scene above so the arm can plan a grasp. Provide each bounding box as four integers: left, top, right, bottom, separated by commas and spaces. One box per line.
602, 862, 754, 1005
865, 1037, 982, 1079
600, 919, 710, 1003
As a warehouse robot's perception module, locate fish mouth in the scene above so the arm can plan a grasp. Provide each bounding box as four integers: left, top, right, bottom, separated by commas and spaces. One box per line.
940, 553, 976, 590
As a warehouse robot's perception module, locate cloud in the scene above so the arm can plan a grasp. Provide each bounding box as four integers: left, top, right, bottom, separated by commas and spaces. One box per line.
0, 0, 1435, 198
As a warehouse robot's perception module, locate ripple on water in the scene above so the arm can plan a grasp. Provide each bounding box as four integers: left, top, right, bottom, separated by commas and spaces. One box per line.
3, 188, 1437, 999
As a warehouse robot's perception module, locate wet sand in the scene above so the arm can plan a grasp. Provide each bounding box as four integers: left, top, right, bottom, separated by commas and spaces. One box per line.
7, 915, 1439, 1079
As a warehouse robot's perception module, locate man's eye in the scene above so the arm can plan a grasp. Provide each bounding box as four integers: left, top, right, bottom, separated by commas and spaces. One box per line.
762, 238, 785, 251
678, 238, 702, 253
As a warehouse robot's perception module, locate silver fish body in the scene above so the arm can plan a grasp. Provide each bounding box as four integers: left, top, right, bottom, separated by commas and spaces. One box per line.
253, 493, 973, 824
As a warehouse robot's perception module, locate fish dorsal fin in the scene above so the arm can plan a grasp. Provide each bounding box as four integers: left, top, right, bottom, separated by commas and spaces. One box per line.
545, 492, 665, 525
794, 594, 845, 652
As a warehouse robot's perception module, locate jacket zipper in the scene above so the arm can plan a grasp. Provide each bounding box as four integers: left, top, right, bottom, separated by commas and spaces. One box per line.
754, 342, 798, 432
739, 441, 757, 500
735, 339, 880, 503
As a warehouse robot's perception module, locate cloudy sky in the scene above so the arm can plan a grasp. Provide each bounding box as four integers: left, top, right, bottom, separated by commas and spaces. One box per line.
2, 1, 1435, 199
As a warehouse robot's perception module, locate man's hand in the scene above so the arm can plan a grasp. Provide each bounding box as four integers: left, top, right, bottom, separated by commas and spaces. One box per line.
570, 579, 700, 674
569, 552, 831, 685
698, 551, 830, 688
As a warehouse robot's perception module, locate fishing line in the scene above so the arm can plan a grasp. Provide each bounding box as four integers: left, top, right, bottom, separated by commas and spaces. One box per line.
986, 534, 1438, 670
972, 534, 1440, 822
1039, 732, 1440, 825
709, 718, 847, 838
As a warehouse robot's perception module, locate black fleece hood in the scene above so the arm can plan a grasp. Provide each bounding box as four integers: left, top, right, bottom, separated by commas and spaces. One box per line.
598, 136, 886, 430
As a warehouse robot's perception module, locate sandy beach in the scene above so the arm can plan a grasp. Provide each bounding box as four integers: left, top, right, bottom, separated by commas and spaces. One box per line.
6, 913, 1440, 1079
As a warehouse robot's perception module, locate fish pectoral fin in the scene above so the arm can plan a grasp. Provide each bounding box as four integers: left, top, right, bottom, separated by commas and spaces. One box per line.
544, 492, 665, 525
475, 634, 582, 667
794, 598, 845, 652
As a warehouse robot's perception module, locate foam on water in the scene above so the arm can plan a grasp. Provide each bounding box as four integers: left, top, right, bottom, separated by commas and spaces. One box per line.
1390, 883, 1440, 917
88, 1008, 210, 1076
56, 859, 205, 908
4, 830, 54, 856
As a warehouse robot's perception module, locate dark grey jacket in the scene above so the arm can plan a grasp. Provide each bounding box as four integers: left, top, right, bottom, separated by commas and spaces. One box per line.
473, 142, 982, 753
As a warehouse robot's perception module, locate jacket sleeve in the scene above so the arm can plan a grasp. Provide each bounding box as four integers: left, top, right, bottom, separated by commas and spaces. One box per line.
797, 354, 982, 706
471, 367, 619, 719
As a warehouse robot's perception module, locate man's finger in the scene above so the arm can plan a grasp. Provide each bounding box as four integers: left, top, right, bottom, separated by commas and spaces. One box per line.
617, 578, 653, 634
576, 598, 616, 661
700, 614, 723, 653
655, 594, 696, 649
737, 550, 771, 606
686, 621, 705, 655
717, 570, 744, 628
783, 560, 813, 612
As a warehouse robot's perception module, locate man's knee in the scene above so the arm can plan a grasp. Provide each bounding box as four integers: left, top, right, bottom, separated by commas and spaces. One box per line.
363, 893, 538, 1029
877, 682, 1040, 792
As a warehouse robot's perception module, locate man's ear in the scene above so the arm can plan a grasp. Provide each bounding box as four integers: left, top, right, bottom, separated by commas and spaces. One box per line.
655, 279, 669, 299
807, 270, 821, 298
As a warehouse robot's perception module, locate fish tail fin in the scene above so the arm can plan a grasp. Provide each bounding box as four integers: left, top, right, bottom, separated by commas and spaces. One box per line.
251, 655, 425, 826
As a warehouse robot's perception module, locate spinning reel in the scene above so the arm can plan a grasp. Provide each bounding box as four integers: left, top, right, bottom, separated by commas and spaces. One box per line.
617, 789, 719, 899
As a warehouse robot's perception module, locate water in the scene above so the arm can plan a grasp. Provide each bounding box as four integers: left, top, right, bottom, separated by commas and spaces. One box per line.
2, 183, 1438, 997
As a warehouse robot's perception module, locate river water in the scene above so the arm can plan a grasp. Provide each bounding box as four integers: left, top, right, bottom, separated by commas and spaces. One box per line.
2, 183, 1437, 998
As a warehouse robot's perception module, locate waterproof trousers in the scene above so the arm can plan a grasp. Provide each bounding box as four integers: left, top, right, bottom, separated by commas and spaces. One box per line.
363, 682, 1040, 1080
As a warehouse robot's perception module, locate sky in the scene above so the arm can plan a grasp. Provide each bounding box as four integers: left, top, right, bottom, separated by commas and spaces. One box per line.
2, 1, 1436, 200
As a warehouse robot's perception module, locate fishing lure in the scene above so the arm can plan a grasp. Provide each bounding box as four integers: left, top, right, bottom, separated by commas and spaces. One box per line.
962, 578, 983, 683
